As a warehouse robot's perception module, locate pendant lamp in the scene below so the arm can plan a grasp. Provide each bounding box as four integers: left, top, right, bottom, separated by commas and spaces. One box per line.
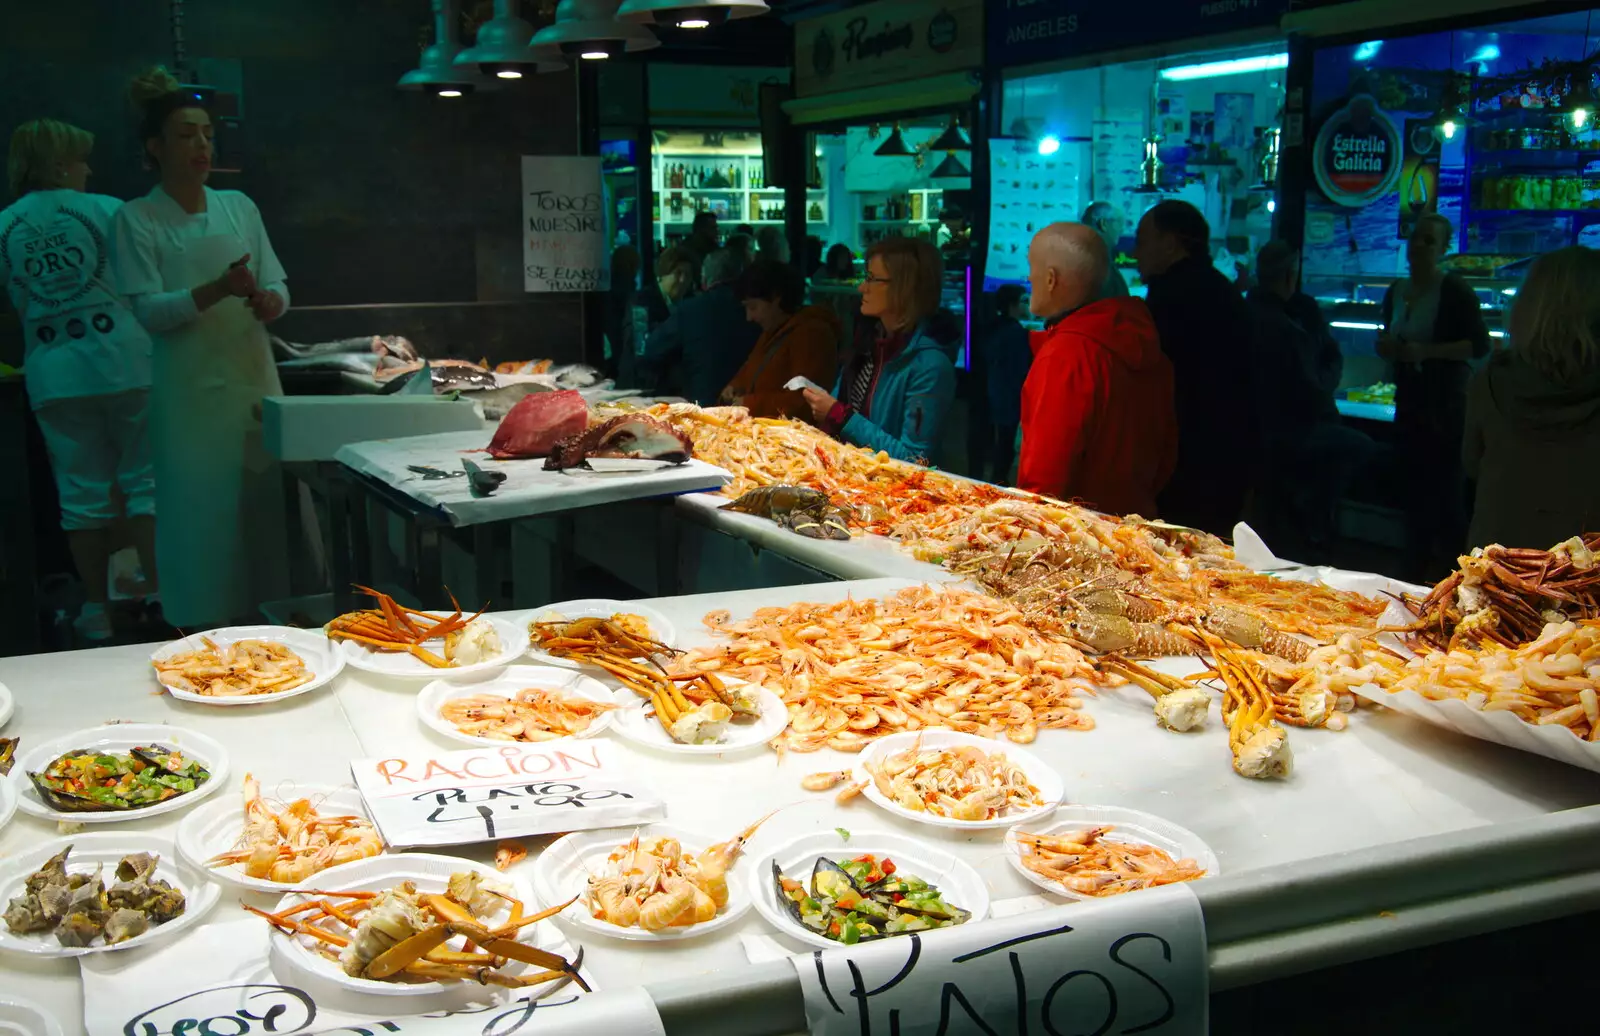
399, 0, 491, 96
616, 0, 768, 29
454, 0, 566, 76
875, 124, 913, 156
931, 152, 970, 178
531, 0, 660, 61
928, 118, 971, 152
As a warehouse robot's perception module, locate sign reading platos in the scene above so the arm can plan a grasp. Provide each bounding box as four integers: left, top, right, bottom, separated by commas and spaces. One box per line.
1312, 95, 1403, 207
794, 0, 983, 98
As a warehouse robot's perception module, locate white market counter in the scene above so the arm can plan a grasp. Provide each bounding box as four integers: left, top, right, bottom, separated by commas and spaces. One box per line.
4, 578, 1600, 1033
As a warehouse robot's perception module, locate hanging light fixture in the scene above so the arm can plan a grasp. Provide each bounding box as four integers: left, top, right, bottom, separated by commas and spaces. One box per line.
875, 123, 913, 156
928, 117, 971, 152
531, 0, 660, 61
616, 0, 768, 29
931, 152, 970, 178
454, 0, 566, 77
399, 0, 492, 96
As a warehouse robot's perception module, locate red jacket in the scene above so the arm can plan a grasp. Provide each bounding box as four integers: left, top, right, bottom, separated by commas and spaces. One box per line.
1017, 297, 1178, 517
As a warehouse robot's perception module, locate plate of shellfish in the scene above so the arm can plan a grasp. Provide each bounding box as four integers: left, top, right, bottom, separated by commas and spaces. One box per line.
531, 813, 775, 941
417, 666, 619, 747
850, 730, 1063, 830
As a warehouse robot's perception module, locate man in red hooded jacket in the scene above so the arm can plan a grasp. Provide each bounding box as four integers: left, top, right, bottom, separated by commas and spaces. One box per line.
1017, 222, 1178, 517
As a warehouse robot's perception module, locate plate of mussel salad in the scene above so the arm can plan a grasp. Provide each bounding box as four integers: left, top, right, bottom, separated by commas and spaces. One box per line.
15, 723, 227, 823
751, 830, 987, 950
0, 835, 218, 956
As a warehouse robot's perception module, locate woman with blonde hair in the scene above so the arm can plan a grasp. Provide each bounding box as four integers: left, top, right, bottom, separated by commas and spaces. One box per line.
111, 67, 291, 628
1464, 245, 1600, 547
1, 118, 157, 639
802, 235, 957, 463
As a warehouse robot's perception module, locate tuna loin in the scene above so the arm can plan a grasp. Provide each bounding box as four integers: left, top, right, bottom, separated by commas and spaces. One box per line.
487, 390, 590, 458
543, 414, 694, 471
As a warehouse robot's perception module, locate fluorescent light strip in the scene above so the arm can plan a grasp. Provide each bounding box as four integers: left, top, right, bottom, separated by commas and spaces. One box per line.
1491, 330, 1506, 338
1330, 321, 1380, 330
1159, 53, 1288, 82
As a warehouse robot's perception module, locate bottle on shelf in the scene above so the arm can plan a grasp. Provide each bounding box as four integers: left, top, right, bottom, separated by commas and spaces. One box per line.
808, 201, 823, 221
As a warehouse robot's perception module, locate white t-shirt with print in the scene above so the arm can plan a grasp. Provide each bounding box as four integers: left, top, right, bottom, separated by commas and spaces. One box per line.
0, 190, 153, 408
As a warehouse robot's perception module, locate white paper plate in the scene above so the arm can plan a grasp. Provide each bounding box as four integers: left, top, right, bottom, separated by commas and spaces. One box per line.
15, 724, 229, 823
0, 775, 16, 832
150, 626, 344, 706
852, 729, 1064, 830
417, 666, 618, 747
750, 830, 989, 951
1003, 805, 1219, 902
608, 681, 787, 755
524, 600, 678, 670
0, 993, 64, 1036
0, 833, 219, 958
532, 824, 753, 941
1353, 681, 1600, 774
0, 681, 13, 729
335, 614, 527, 679
176, 781, 381, 893
267, 853, 551, 997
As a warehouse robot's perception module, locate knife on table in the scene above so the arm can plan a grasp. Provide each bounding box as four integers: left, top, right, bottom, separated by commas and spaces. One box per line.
462, 457, 507, 497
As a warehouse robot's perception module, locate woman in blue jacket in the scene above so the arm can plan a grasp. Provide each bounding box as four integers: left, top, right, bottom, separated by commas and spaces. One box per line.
802, 236, 957, 464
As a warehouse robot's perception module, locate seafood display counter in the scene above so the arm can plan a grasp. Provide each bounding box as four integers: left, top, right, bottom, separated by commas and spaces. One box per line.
4, 576, 1600, 1034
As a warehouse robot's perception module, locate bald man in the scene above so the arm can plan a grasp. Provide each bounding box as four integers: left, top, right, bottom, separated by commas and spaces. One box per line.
1016, 222, 1177, 516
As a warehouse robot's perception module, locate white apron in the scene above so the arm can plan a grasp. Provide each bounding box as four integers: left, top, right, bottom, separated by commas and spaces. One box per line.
150, 209, 288, 626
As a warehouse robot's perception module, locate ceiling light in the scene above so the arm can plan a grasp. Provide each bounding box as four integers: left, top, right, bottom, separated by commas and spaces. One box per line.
455, 0, 564, 75
616, 0, 769, 26
931, 153, 970, 179
875, 124, 913, 157
928, 119, 971, 152
1159, 53, 1288, 82
532, 0, 661, 59
1353, 40, 1382, 62
399, 0, 493, 96
1037, 135, 1061, 156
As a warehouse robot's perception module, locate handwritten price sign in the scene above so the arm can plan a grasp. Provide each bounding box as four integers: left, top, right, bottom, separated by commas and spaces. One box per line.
350, 741, 665, 848
521, 156, 608, 293
794, 884, 1207, 1036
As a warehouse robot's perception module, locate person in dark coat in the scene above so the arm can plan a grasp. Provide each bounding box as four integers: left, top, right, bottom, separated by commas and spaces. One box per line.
1246, 241, 1372, 553
1378, 214, 1490, 579
983, 285, 1031, 485
1464, 245, 1600, 549
638, 247, 758, 405
1134, 200, 1259, 535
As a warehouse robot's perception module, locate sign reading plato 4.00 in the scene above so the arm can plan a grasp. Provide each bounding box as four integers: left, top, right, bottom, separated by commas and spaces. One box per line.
351, 741, 665, 848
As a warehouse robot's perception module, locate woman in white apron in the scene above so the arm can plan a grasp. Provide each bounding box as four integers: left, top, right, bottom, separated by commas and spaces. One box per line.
111, 67, 289, 628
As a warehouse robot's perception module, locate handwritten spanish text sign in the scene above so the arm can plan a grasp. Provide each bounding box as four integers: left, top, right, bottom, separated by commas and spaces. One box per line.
82, 920, 636, 1036
522, 156, 608, 293
350, 741, 665, 848
793, 883, 1206, 1036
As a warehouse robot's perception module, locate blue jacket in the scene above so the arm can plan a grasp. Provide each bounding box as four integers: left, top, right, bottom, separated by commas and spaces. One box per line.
639, 284, 760, 405
831, 321, 957, 464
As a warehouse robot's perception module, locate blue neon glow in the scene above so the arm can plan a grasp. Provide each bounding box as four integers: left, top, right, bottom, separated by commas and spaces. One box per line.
1353, 41, 1382, 62
1037, 135, 1062, 156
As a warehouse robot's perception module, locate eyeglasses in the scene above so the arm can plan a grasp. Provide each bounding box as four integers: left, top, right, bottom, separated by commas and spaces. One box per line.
862, 273, 891, 285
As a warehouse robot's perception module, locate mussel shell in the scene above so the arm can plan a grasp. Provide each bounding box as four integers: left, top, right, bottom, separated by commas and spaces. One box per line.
809, 856, 865, 899
26, 772, 121, 812
129, 744, 187, 772
772, 861, 808, 926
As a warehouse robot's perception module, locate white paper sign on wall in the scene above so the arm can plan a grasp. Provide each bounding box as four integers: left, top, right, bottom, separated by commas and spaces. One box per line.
522, 155, 609, 293
793, 883, 1207, 1036
351, 740, 666, 848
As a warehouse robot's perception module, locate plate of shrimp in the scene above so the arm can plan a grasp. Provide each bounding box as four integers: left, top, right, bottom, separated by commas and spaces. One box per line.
417, 666, 620, 747
531, 812, 776, 941
852, 730, 1063, 830
1004, 805, 1217, 901
176, 774, 384, 893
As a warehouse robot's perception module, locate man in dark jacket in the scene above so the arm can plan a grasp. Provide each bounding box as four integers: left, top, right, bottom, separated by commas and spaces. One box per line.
1247, 241, 1371, 553
638, 247, 758, 405
1135, 200, 1258, 535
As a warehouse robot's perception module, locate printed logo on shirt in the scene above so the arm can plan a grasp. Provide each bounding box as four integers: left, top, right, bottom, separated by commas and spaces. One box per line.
92, 312, 115, 334
36, 324, 56, 344
0, 202, 109, 310
65, 317, 87, 339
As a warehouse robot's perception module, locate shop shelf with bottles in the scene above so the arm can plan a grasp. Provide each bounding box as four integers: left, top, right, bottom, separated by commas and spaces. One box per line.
652, 151, 829, 243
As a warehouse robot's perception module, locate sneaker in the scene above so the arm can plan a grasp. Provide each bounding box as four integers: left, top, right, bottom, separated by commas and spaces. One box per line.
73, 602, 113, 642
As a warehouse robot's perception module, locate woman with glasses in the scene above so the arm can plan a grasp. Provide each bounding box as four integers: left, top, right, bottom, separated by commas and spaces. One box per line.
802, 236, 957, 464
